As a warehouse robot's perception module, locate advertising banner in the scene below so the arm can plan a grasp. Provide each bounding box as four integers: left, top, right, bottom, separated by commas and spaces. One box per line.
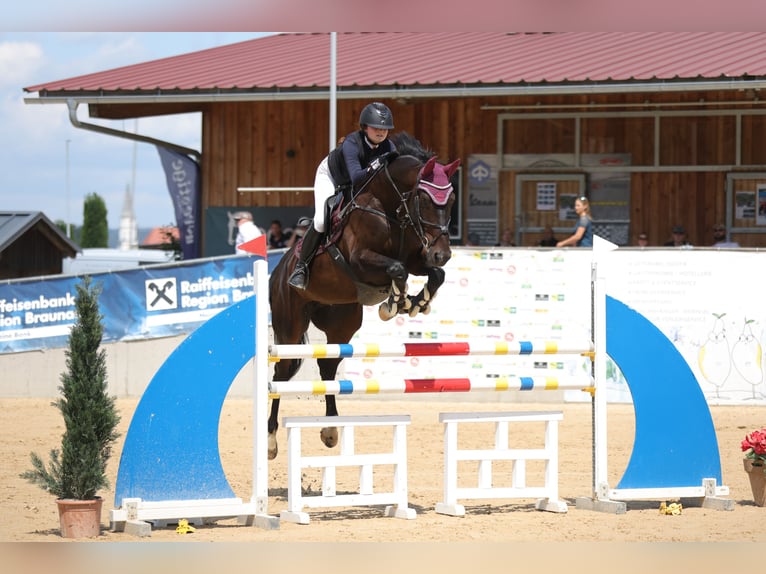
0, 256, 259, 354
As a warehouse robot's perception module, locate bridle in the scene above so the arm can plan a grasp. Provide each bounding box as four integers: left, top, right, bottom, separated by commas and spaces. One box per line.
346, 158, 452, 257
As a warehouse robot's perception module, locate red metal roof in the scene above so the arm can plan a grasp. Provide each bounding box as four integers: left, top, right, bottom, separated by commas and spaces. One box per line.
24, 32, 766, 94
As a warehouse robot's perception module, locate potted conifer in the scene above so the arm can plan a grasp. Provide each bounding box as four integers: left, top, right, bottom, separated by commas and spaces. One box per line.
20, 276, 120, 538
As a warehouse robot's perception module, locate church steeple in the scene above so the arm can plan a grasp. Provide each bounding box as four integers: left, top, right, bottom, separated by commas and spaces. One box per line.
118, 183, 138, 250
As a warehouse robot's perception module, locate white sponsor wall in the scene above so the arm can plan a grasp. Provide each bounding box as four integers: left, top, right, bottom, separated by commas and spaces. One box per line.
343, 246, 766, 406
603, 248, 766, 405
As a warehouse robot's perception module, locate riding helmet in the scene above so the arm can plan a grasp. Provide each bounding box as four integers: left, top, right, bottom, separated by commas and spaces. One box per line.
359, 102, 394, 130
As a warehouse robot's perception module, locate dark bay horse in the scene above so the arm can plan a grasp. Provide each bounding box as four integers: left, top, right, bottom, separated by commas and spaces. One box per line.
267, 133, 460, 459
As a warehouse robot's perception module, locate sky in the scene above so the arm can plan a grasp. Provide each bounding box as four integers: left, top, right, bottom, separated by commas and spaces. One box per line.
0, 32, 272, 231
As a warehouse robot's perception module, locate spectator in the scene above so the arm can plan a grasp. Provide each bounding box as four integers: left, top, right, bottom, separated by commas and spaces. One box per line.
465, 232, 481, 246
664, 225, 691, 247
637, 232, 649, 248
712, 223, 740, 248
233, 211, 262, 254
556, 196, 593, 248
496, 227, 515, 247
286, 216, 312, 249
267, 219, 291, 249
538, 226, 558, 247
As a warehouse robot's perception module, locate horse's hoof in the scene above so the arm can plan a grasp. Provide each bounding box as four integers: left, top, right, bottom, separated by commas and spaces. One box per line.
320, 427, 338, 448
378, 303, 394, 321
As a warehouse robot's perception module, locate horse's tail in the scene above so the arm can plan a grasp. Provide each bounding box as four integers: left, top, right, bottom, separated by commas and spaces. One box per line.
284, 332, 306, 380
268, 248, 304, 381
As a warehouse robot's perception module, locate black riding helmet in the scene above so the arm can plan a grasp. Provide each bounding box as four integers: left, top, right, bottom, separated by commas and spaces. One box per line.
359, 102, 394, 130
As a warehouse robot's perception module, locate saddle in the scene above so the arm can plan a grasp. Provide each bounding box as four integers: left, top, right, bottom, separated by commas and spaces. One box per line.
292, 187, 348, 257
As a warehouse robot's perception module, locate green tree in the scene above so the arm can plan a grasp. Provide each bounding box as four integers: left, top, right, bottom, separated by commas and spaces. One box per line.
54, 220, 77, 242
20, 277, 120, 499
54, 219, 67, 236
80, 193, 108, 248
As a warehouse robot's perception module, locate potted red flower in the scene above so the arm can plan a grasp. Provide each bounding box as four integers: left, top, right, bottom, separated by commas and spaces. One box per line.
741, 427, 766, 507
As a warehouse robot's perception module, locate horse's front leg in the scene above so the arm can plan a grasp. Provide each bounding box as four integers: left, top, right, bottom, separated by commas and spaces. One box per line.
378, 260, 410, 320
404, 267, 446, 317
348, 249, 410, 321
267, 396, 280, 460
320, 394, 339, 448
317, 357, 343, 448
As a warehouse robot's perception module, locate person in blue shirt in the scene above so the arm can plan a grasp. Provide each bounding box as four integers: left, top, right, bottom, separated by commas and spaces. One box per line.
556, 196, 593, 248
288, 102, 397, 290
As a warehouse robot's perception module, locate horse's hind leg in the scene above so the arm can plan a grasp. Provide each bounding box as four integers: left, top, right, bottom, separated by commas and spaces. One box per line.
268, 269, 312, 460
311, 303, 364, 449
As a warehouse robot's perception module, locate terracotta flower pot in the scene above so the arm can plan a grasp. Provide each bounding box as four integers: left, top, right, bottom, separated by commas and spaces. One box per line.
56, 497, 103, 538
743, 459, 766, 507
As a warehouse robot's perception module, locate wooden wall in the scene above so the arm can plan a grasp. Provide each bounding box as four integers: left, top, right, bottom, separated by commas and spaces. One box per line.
199, 92, 766, 252
0, 227, 69, 279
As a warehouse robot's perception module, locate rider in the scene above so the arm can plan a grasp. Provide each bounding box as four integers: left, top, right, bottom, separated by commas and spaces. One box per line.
288, 102, 397, 290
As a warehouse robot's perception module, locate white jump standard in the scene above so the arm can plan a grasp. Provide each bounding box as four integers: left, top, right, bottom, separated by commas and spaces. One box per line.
435, 411, 567, 516
280, 415, 416, 524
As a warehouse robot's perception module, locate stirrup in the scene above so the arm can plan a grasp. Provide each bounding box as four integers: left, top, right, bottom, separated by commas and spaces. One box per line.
288, 265, 308, 290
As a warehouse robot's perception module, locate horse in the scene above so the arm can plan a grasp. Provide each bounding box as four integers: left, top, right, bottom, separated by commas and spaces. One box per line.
267, 133, 460, 459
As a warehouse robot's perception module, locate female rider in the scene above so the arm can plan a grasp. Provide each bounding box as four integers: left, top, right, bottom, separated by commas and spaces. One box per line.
288, 102, 397, 290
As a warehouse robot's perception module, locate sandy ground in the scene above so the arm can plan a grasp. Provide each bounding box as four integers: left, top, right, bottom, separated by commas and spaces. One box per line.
2, 395, 765, 548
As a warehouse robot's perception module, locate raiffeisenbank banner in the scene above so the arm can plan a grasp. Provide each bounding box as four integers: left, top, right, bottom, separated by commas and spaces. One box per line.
0, 256, 259, 354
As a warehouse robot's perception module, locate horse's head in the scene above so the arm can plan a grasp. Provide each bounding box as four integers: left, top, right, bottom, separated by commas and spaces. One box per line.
415, 155, 461, 267
357, 132, 460, 269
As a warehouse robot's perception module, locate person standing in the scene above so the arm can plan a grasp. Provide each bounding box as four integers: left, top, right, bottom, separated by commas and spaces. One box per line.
637, 232, 649, 248
233, 211, 262, 254
286, 216, 312, 249
288, 102, 397, 290
267, 219, 291, 249
712, 223, 740, 248
496, 227, 516, 247
663, 225, 691, 247
556, 196, 593, 248
538, 226, 558, 247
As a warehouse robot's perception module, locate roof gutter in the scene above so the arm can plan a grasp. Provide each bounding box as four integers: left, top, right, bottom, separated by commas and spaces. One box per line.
66, 99, 201, 161
25, 79, 766, 107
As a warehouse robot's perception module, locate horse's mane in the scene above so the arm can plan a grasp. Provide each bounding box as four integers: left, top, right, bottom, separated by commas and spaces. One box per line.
390, 132, 435, 162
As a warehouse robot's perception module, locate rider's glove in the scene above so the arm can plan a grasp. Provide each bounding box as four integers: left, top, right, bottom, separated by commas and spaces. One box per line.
368, 157, 382, 172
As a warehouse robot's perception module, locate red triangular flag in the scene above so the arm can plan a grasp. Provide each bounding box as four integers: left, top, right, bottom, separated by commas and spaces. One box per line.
239, 234, 267, 258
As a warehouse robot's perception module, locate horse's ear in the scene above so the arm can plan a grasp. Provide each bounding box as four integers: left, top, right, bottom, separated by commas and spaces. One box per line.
444, 159, 461, 178
421, 155, 438, 177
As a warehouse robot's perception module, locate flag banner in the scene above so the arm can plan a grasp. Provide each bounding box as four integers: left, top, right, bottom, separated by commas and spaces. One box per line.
156, 146, 201, 259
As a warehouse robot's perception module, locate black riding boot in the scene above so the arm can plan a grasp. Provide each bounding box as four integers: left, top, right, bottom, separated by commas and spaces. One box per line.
288, 226, 322, 290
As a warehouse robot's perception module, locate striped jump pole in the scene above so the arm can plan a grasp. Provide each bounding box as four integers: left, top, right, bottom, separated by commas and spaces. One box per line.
269, 375, 594, 396
269, 340, 594, 360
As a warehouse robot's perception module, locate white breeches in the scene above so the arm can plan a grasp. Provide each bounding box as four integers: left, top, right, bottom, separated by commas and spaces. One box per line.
312, 156, 336, 232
